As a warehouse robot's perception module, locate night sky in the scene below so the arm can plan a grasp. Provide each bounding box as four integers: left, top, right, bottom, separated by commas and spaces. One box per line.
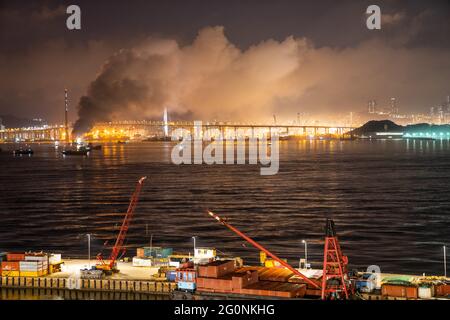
1, 0, 449, 125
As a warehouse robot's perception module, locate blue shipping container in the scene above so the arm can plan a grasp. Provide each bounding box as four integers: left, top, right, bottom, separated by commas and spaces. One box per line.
143, 247, 173, 258
167, 271, 177, 282
178, 281, 196, 292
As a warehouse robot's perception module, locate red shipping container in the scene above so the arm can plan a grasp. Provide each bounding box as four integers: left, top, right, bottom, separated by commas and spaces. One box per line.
232, 271, 258, 289
7, 253, 25, 261
198, 260, 235, 278
1, 261, 20, 271
382, 284, 418, 299
196, 277, 233, 291
435, 284, 450, 297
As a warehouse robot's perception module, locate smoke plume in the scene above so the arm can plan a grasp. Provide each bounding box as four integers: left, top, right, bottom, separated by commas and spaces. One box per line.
73, 25, 450, 135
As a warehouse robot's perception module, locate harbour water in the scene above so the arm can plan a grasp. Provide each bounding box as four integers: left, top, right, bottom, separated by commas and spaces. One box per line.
0, 139, 449, 276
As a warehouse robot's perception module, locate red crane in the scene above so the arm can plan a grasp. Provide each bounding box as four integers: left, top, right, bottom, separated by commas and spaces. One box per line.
206, 210, 320, 289
321, 218, 351, 299
96, 176, 147, 273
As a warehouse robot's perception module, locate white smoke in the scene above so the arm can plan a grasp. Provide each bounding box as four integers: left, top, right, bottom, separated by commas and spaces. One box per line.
73, 25, 450, 134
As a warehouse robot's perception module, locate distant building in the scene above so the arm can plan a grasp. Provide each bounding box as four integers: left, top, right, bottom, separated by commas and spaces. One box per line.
390, 98, 398, 116
0, 117, 4, 130
368, 100, 376, 114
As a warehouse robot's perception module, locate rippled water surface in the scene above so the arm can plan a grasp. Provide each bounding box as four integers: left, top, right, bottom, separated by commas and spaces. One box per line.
0, 140, 449, 275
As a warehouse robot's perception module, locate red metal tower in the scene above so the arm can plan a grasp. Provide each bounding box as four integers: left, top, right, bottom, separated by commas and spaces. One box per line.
321, 218, 350, 299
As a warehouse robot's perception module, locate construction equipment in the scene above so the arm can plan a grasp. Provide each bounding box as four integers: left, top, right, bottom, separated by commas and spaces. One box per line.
206, 210, 320, 289
321, 218, 351, 299
96, 176, 147, 274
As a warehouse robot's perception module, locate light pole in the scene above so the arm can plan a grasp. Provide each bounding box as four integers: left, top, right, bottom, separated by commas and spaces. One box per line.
192, 236, 197, 256
302, 240, 308, 269
444, 245, 447, 278
86, 234, 91, 269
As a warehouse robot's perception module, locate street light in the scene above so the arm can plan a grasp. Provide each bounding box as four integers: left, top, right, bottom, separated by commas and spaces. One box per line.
302, 240, 308, 269
86, 234, 91, 269
192, 236, 197, 256
444, 245, 447, 278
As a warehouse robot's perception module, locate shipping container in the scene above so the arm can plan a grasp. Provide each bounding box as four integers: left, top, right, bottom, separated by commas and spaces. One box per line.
49, 254, 62, 264
240, 282, 307, 298
142, 247, 173, 258
25, 253, 48, 262
2, 270, 20, 277
382, 284, 418, 299
198, 260, 235, 278
6, 252, 25, 261
231, 270, 259, 289
167, 271, 177, 282
132, 257, 152, 267
19, 270, 46, 277
196, 277, 234, 291
1, 261, 20, 271
435, 283, 450, 297
418, 286, 434, 299
19, 260, 46, 271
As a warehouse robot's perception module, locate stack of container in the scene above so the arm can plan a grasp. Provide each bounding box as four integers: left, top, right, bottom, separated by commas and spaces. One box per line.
0, 252, 51, 277
133, 247, 173, 267
21, 252, 48, 277
1, 252, 25, 277
19, 260, 47, 277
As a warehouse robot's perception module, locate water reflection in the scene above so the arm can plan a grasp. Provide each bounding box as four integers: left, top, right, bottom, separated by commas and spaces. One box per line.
0, 140, 449, 275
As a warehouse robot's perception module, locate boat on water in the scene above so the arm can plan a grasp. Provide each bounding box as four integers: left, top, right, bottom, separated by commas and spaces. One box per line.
13, 148, 34, 155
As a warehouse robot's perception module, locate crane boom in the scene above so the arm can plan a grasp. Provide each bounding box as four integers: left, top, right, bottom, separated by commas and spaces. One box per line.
108, 176, 147, 268
97, 176, 147, 271
206, 210, 320, 289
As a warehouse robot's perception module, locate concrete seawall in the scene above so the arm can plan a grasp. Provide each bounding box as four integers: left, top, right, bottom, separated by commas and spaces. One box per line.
0, 276, 176, 295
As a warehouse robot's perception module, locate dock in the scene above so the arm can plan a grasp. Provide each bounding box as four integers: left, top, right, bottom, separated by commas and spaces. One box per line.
0, 260, 176, 296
